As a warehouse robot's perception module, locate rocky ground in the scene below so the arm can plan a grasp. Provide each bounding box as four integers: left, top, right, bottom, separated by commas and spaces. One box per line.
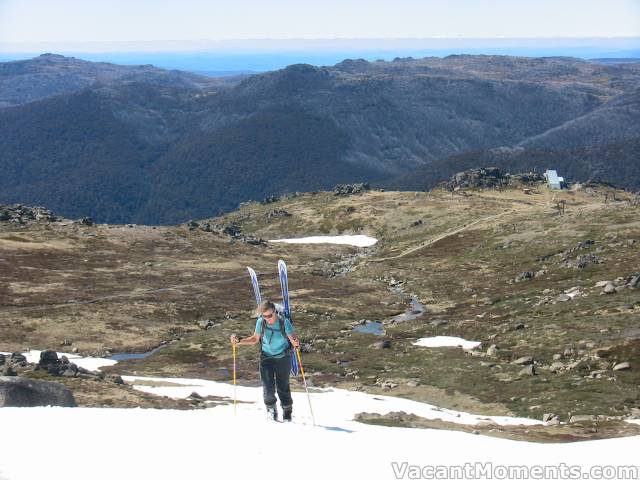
1, 173, 639, 440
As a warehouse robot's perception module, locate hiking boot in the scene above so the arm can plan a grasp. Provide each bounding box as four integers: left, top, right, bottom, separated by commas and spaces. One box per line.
282, 406, 292, 422
266, 405, 278, 421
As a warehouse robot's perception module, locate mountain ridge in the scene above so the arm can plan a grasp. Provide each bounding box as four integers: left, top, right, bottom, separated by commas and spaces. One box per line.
1, 54, 638, 224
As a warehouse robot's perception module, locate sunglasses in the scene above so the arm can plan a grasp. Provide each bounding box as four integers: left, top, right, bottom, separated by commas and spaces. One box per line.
263, 311, 276, 319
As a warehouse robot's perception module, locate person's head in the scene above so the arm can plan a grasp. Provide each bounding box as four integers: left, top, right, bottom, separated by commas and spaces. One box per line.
255, 300, 277, 323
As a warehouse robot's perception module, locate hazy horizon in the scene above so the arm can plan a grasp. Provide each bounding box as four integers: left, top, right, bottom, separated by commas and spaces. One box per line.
1, 37, 639, 74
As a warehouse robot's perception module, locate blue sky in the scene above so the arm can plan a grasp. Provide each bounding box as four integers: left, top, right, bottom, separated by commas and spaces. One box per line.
1, 0, 639, 50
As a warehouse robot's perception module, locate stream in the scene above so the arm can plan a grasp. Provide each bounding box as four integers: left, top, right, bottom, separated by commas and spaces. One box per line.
352, 296, 426, 335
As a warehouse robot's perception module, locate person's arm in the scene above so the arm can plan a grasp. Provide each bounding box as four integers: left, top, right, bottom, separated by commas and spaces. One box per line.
230, 332, 260, 346
230, 317, 263, 346
287, 333, 300, 349
284, 317, 300, 348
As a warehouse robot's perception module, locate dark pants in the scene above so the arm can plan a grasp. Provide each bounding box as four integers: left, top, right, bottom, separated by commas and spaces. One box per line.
260, 351, 293, 408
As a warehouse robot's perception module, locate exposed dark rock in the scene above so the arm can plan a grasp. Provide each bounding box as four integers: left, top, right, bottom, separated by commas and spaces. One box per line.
560, 240, 600, 269
624, 273, 640, 289
332, 183, 371, 196
267, 209, 292, 218
370, 339, 392, 349
185, 220, 266, 246
515, 271, 534, 282
38, 350, 59, 368
445, 167, 544, 191
10, 353, 27, 367
575, 253, 602, 269
0, 376, 77, 407
261, 195, 280, 205
0, 204, 61, 223
198, 319, 215, 330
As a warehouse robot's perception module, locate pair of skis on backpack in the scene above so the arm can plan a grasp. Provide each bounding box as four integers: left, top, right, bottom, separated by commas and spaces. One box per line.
247, 259, 300, 376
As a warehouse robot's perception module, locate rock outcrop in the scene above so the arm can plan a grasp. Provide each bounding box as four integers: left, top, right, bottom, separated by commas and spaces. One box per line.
0, 376, 77, 407
445, 168, 544, 191
0, 204, 62, 223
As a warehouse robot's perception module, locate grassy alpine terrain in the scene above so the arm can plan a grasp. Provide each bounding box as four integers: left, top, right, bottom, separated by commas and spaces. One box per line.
1, 176, 639, 437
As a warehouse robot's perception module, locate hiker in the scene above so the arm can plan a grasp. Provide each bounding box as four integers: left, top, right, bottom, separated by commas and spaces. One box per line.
230, 300, 300, 421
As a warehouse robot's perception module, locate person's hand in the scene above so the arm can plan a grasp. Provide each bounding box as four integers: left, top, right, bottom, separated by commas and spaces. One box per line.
291, 337, 300, 349
230, 334, 239, 345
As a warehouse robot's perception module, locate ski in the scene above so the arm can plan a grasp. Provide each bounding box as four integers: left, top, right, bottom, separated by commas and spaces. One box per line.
247, 266, 262, 306
278, 259, 300, 376
247, 263, 299, 376
277, 259, 290, 317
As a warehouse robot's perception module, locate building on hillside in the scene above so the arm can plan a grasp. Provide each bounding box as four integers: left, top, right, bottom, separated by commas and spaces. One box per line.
545, 169, 564, 190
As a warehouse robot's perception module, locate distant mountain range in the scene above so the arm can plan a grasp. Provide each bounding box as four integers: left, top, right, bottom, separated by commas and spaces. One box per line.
1, 53, 638, 224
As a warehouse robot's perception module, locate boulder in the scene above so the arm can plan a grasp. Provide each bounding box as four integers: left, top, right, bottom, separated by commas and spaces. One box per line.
569, 414, 596, 423
625, 274, 640, 288
371, 339, 392, 349
0, 376, 76, 407
549, 362, 565, 373
613, 362, 631, 371
513, 356, 534, 365
515, 271, 534, 283
198, 319, 215, 330
518, 364, 537, 376
38, 350, 59, 367
10, 353, 27, 366
603, 282, 616, 294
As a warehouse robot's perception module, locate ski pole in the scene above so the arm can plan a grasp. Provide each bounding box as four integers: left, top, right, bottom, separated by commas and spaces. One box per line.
232, 343, 237, 415
295, 347, 315, 426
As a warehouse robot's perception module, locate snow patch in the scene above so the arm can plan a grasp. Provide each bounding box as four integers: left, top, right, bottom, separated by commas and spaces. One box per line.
270, 235, 378, 247
413, 336, 481, 350
0, 350, 116, 371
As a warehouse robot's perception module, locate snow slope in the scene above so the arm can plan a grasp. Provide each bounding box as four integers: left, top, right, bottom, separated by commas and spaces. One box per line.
1, 375, 639, 480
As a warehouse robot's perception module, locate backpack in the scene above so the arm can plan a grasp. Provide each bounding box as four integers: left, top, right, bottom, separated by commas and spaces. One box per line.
258, 311, 292, 356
